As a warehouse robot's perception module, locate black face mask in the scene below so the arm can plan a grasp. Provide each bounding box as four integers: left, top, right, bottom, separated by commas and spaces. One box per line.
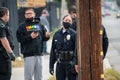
26, 17, 34, 22
26, 17, 40, 23
63, 22, 71, 29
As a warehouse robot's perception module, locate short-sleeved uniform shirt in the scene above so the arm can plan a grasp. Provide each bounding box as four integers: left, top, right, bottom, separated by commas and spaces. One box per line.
0, 19, 14, 60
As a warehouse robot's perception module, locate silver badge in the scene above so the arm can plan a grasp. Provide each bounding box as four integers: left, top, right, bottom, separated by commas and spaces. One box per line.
66, 34, 71, 40
55, 39, 57, 42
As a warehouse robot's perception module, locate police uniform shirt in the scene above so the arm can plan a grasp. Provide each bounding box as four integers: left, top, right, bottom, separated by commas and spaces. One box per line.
0, 19, 14, 60
0, 19, 14, 49
55, 29, 75, 51
0, 19, 8, 60
0, 19, 7, 38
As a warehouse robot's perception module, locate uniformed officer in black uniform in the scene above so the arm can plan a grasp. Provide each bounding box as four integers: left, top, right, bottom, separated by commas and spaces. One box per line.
69, 5, 77, 31
102, 25, 109, 59
75, 25, 109, 74
0, 7, 15, 80
49, 15, 77, 80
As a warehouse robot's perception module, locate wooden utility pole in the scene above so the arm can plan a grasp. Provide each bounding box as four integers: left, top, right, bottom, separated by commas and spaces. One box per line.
76, 0, 104, 80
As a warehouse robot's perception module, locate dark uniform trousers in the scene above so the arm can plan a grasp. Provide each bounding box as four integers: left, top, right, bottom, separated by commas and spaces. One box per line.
56, 61, 76, 80
0, 59, 11, 80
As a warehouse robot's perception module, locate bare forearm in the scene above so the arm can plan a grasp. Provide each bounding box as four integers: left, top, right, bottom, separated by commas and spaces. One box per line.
0, 37, 13, 53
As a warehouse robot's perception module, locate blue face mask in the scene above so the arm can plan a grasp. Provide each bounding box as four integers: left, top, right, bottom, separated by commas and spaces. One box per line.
63, 22, 71, 29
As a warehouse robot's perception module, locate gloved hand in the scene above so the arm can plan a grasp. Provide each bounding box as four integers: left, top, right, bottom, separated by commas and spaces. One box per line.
9, 52, 16, 61
49, 68, 54, 75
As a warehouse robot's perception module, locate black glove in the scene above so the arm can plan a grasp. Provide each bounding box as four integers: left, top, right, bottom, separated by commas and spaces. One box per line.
49, 68, 54, 75
9, 52, 16, 61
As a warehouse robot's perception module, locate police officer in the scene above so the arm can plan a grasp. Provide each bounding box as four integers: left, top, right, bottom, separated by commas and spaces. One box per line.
0, 7, 15, 80
69, 5, 77, 31
75, 25, 109, 73
49, 15, 77, 80
16, 8, 50, 80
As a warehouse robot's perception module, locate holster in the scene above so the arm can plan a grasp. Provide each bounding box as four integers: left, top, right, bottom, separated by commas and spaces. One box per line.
67, 63, 77, 74
67, 60, 77, 74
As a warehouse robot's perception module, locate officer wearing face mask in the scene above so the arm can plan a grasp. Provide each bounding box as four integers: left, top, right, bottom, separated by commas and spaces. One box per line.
49, 15, 77, 80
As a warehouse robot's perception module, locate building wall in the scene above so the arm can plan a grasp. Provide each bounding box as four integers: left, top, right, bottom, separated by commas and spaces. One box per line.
17, 0, 46, 8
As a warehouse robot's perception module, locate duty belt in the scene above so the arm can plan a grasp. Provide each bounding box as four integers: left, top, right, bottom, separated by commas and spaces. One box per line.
57, 51, 74, 61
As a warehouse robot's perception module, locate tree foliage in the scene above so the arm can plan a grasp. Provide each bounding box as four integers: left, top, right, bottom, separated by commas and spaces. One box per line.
116, 0, 120, 6
54, 0, 61, 2
53, 0, 74, 10
54, 0, 70, 4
